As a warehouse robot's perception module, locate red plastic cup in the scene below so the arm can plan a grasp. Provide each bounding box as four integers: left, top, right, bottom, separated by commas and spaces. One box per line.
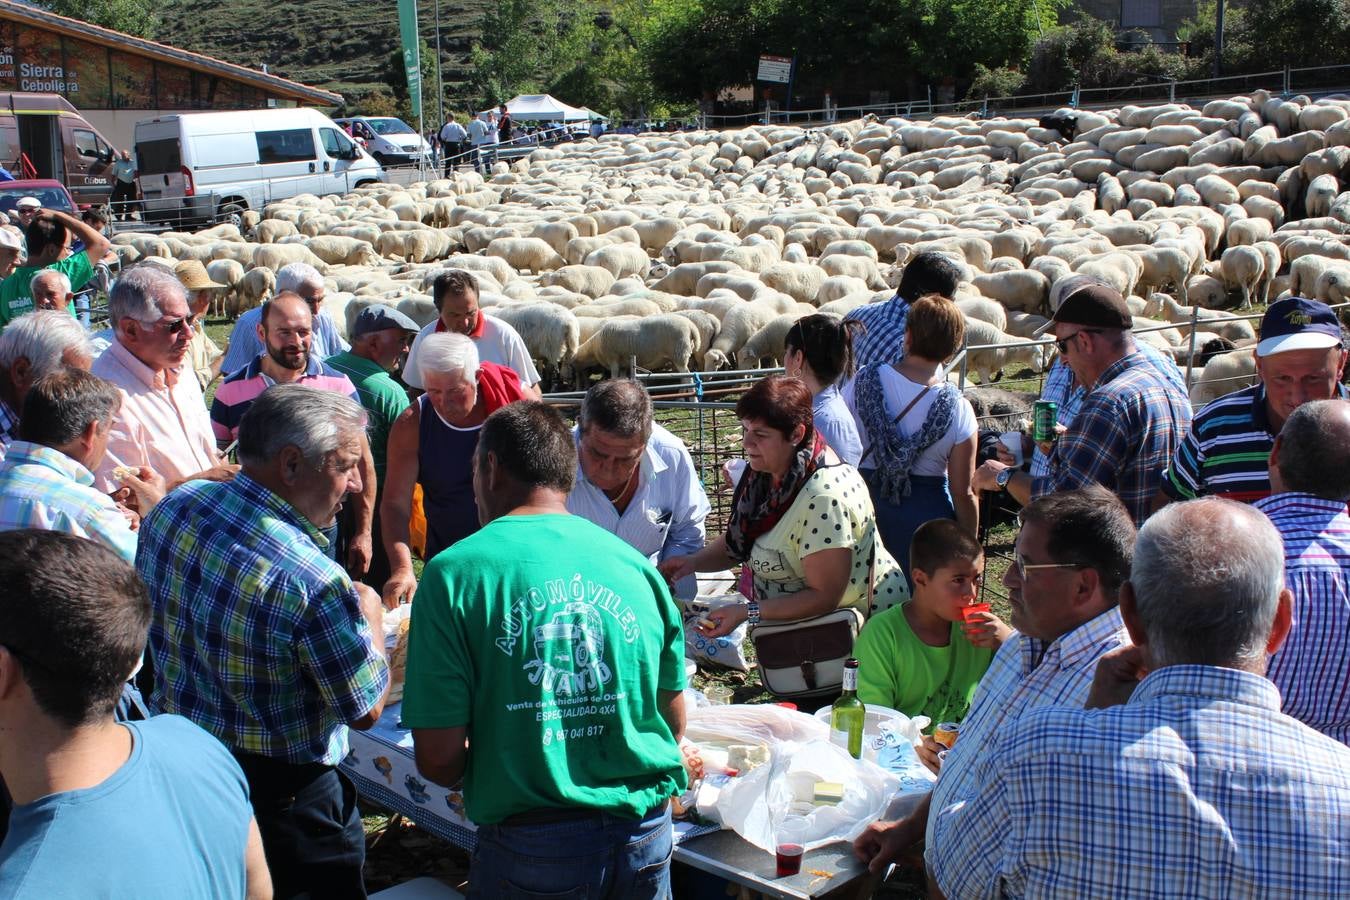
775, 816, 809, 877
961, 602, 991, 625
776, 844, 804, 877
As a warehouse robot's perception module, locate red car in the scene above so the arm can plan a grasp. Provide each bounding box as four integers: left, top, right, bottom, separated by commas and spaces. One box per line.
0, 179, 78, 218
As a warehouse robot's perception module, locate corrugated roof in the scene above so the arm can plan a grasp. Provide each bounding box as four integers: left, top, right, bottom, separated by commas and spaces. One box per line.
0, 0, 342, 106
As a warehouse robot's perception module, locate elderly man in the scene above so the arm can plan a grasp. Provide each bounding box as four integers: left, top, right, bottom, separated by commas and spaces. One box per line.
175, 259, 226, 390
90, 266, 230, 492
974, 281, 1192, 524
1256, 399, 1350, 744
0, 227, 20, 279
855, 486, 1136, 873
1160, 296, 1349, 507
211, 292, 376, 574
929, 498, 1350, 897
219, 262, 348, 375
0, 369, 158, 562
326, 305, 419, 588
0, 308, 93, 451
402, 269, 541, 396
0, 531, 270, 897
566, 379, 709, 599
403, 402, 686, 896
844, 251, 962, 368
0, 209, 110, 328
28, 269, 72, 314
137, 385, 389, 900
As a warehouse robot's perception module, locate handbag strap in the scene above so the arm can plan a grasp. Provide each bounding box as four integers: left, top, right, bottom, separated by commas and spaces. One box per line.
857, 381, 933, 469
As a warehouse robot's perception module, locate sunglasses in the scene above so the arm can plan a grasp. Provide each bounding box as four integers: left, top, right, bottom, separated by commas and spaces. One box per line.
1012, 553, 1085, 579
1054, 329, 1102, 354
144, 315, 195, 336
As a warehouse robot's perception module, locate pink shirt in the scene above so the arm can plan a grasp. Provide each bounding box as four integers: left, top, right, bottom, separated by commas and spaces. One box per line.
91, 338, 220, 491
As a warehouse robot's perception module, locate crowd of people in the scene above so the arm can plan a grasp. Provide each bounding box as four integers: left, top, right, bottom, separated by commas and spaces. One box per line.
0, 197, 1345, 899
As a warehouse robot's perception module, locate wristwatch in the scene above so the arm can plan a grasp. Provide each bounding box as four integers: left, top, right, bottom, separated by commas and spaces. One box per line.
995, 467, 1015, 491
746, 599, 761, 626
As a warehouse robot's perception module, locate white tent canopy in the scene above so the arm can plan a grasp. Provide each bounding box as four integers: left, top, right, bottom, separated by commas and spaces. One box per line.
576, 106, 610, 122
479, 94, 591, 121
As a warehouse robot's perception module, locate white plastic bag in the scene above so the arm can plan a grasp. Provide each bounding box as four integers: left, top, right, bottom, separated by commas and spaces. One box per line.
683, 585, 750, 671
686, 703, 828, 746
701, 739, 901, 853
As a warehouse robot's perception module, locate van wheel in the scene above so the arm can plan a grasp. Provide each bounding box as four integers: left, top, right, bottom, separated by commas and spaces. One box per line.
218, 203, 245, 230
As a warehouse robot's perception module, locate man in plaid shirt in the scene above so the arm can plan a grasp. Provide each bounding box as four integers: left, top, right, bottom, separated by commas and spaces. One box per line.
975, 280, 1191, 525
137, 384, 389, 899
929, 498, 1350, 898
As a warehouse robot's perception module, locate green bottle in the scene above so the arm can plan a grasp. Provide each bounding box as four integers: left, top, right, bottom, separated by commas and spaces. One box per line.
830, 658, 865, 759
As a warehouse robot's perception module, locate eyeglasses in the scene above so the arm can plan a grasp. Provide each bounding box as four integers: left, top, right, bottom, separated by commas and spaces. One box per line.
1012, 553, 1084, 579
143, 315, 194, 336
1054, 329, 1101, 354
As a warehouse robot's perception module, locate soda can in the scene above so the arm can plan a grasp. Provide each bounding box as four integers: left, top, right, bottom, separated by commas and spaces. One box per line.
933, 722, 960, 749
1032, 400, 1058, 443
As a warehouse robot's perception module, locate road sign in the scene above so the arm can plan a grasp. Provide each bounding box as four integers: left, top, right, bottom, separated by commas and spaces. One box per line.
757, 55, 793, 84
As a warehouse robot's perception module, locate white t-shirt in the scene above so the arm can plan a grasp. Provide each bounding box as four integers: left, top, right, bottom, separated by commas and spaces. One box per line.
842, 367, 977, 477
402, 313, 541, 390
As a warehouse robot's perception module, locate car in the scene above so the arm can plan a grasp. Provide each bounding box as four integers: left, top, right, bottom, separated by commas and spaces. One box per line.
0, 179, 77, 217
332, 116, 432, 167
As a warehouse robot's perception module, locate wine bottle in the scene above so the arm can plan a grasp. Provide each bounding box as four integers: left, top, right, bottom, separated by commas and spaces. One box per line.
830, 658, 865, 759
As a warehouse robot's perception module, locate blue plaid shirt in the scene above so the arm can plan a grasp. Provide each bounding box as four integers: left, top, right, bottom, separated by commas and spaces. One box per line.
1030, 342, 1186, 477
1258, 492, 1350, 745
926, 607, 1128, 854
0, 441, 137, 562
1031, 351, 1192, 524
137, 473, 387, 765
930, 665, 1350, 899
844, 294, 908, 369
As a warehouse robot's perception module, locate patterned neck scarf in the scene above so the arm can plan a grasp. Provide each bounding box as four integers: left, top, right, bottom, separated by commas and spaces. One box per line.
726, 431, 828, 562
854, 363, 959, 503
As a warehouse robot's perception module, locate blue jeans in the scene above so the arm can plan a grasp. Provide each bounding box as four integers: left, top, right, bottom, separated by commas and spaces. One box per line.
864, 471, 955, 590
470, 804, 673, 899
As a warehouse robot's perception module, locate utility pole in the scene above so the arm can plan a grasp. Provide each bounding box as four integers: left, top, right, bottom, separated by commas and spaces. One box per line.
1213, 0, 1225, 79
434, 0, 445, 125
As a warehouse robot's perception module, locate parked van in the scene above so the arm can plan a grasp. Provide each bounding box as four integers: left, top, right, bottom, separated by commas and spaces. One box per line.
333, 116, 431, 166
134, 107, 385, 229
0, 93, 118, 207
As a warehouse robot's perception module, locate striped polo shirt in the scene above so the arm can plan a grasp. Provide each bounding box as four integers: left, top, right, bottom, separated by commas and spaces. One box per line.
209, 354, 358, 445
1164, 383, 1349, 504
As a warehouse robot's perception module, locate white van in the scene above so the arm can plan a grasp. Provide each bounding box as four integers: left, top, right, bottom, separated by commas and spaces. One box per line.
134, 107, 386, 229
332, 116, 431, 167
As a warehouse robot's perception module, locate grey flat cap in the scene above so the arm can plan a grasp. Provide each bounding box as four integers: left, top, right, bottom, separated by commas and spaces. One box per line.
353, 305, 421, 338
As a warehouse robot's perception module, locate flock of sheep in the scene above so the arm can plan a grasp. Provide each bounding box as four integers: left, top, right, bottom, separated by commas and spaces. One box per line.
108, 87, 1350, 400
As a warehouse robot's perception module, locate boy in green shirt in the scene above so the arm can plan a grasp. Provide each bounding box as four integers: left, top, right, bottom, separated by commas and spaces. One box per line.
854, 519, 1011, 727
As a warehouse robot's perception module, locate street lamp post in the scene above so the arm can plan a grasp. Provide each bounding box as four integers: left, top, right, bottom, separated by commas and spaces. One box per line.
1213, 0, 1225, 79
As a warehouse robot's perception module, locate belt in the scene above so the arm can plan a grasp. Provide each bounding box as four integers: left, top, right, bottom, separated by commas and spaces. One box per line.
499, 797, 669, 828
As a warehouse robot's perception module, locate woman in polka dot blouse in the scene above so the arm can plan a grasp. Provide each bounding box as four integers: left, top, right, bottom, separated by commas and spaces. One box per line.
660, 375, 909, 637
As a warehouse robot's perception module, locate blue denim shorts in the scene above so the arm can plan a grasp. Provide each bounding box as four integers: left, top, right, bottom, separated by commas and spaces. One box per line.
469, 802, 672, 899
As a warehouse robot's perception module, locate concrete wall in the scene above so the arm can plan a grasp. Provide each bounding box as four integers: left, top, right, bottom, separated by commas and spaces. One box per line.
82, 109, 172, 150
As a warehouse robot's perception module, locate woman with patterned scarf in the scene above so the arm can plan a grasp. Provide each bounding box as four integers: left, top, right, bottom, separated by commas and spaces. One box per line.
842, 295, 979, 586
660, 375, 908, 637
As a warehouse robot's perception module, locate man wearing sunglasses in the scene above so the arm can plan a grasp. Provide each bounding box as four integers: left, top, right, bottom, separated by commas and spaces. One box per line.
91, 266, 235, 493
973, 281, 1191, 524
856, 486, 1135, 876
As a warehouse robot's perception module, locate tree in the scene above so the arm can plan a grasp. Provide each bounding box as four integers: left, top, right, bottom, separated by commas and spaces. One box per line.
42, 0, 157, 37
466, 0, 596, 107
1231, 0, 1350, 71
380, 38, 440, 125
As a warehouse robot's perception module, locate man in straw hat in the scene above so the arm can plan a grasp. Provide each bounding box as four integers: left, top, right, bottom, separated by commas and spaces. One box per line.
174, 260, 225, 391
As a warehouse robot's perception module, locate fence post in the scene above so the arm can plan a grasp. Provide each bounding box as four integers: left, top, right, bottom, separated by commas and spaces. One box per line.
1283, 65, 1292, 95
959, 336, 970, 389
1184, 308, 1200, 392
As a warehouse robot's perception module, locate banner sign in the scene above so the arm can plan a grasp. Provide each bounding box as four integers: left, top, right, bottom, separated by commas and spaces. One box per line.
397, 0, 422, 118
757, 55, 792, 84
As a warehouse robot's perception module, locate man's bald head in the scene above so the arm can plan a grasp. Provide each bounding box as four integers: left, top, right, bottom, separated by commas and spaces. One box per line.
261, 291, 312, 330
1272, 399, 1350, 501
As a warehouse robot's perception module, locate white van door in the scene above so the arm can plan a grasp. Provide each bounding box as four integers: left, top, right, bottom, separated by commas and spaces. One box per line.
254, 126, 323, 201
317, 126, 362, 194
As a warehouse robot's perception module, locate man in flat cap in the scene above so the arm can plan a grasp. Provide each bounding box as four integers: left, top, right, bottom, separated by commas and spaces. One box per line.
974, 279, 1191, 524
326, 305, 420, 588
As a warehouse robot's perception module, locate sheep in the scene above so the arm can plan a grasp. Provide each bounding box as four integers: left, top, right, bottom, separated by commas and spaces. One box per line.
235, 266, 275, 316
959, 318, 1050, 383
759, 262, 827, 304
1142, 293, 1256, 344
1219, 245, 1266, 309
489, 303, 581, 388
538, 265, 617, 299
649, 260, 740, 296
673, 309, 720, 369
584, 243, 652, 280
956, 297, 1008, 332
486, 237, 567, 274
572, 314, 698, 380
737, 312, 810, 368
1189, 347, 1258, 406
304, 235, 380, 267
705, 301, 781, 371
970, 270, 1050, 314
252, 219, 298, 243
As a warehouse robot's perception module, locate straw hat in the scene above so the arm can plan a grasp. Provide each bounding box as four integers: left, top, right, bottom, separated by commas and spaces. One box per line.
175, 259, 225, 291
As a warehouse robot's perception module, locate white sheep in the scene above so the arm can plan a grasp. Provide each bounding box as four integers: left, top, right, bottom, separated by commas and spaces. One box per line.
705, 301, 781, 371
489, 303, 581, 387
572, 314, 698, 380
959, 318, 1050, 383
584, 243, 652, 280
486, 237, 567, 274
737, 312, 810, 368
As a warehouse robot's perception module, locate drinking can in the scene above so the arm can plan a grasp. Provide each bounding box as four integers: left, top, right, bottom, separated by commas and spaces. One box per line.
1032, 400, 1058, 443
934, 722, 960, 749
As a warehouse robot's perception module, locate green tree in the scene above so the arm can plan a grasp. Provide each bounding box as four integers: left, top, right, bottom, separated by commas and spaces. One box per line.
380, 38, 440, 125
467, 0, 596, 107
42, 0, 157, 37
1231, 0, 1350, 70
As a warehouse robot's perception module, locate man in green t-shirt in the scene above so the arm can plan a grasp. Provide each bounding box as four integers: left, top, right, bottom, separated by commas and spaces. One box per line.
403, 402, 687, 898
326, 305, 418, 590
0, 210, 111, 329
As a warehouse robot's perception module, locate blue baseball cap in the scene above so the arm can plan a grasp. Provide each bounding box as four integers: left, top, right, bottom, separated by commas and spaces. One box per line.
1257, 297, 1343, 358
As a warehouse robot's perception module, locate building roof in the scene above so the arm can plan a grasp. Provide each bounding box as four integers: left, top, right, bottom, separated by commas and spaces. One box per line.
0, 0, 342, 106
